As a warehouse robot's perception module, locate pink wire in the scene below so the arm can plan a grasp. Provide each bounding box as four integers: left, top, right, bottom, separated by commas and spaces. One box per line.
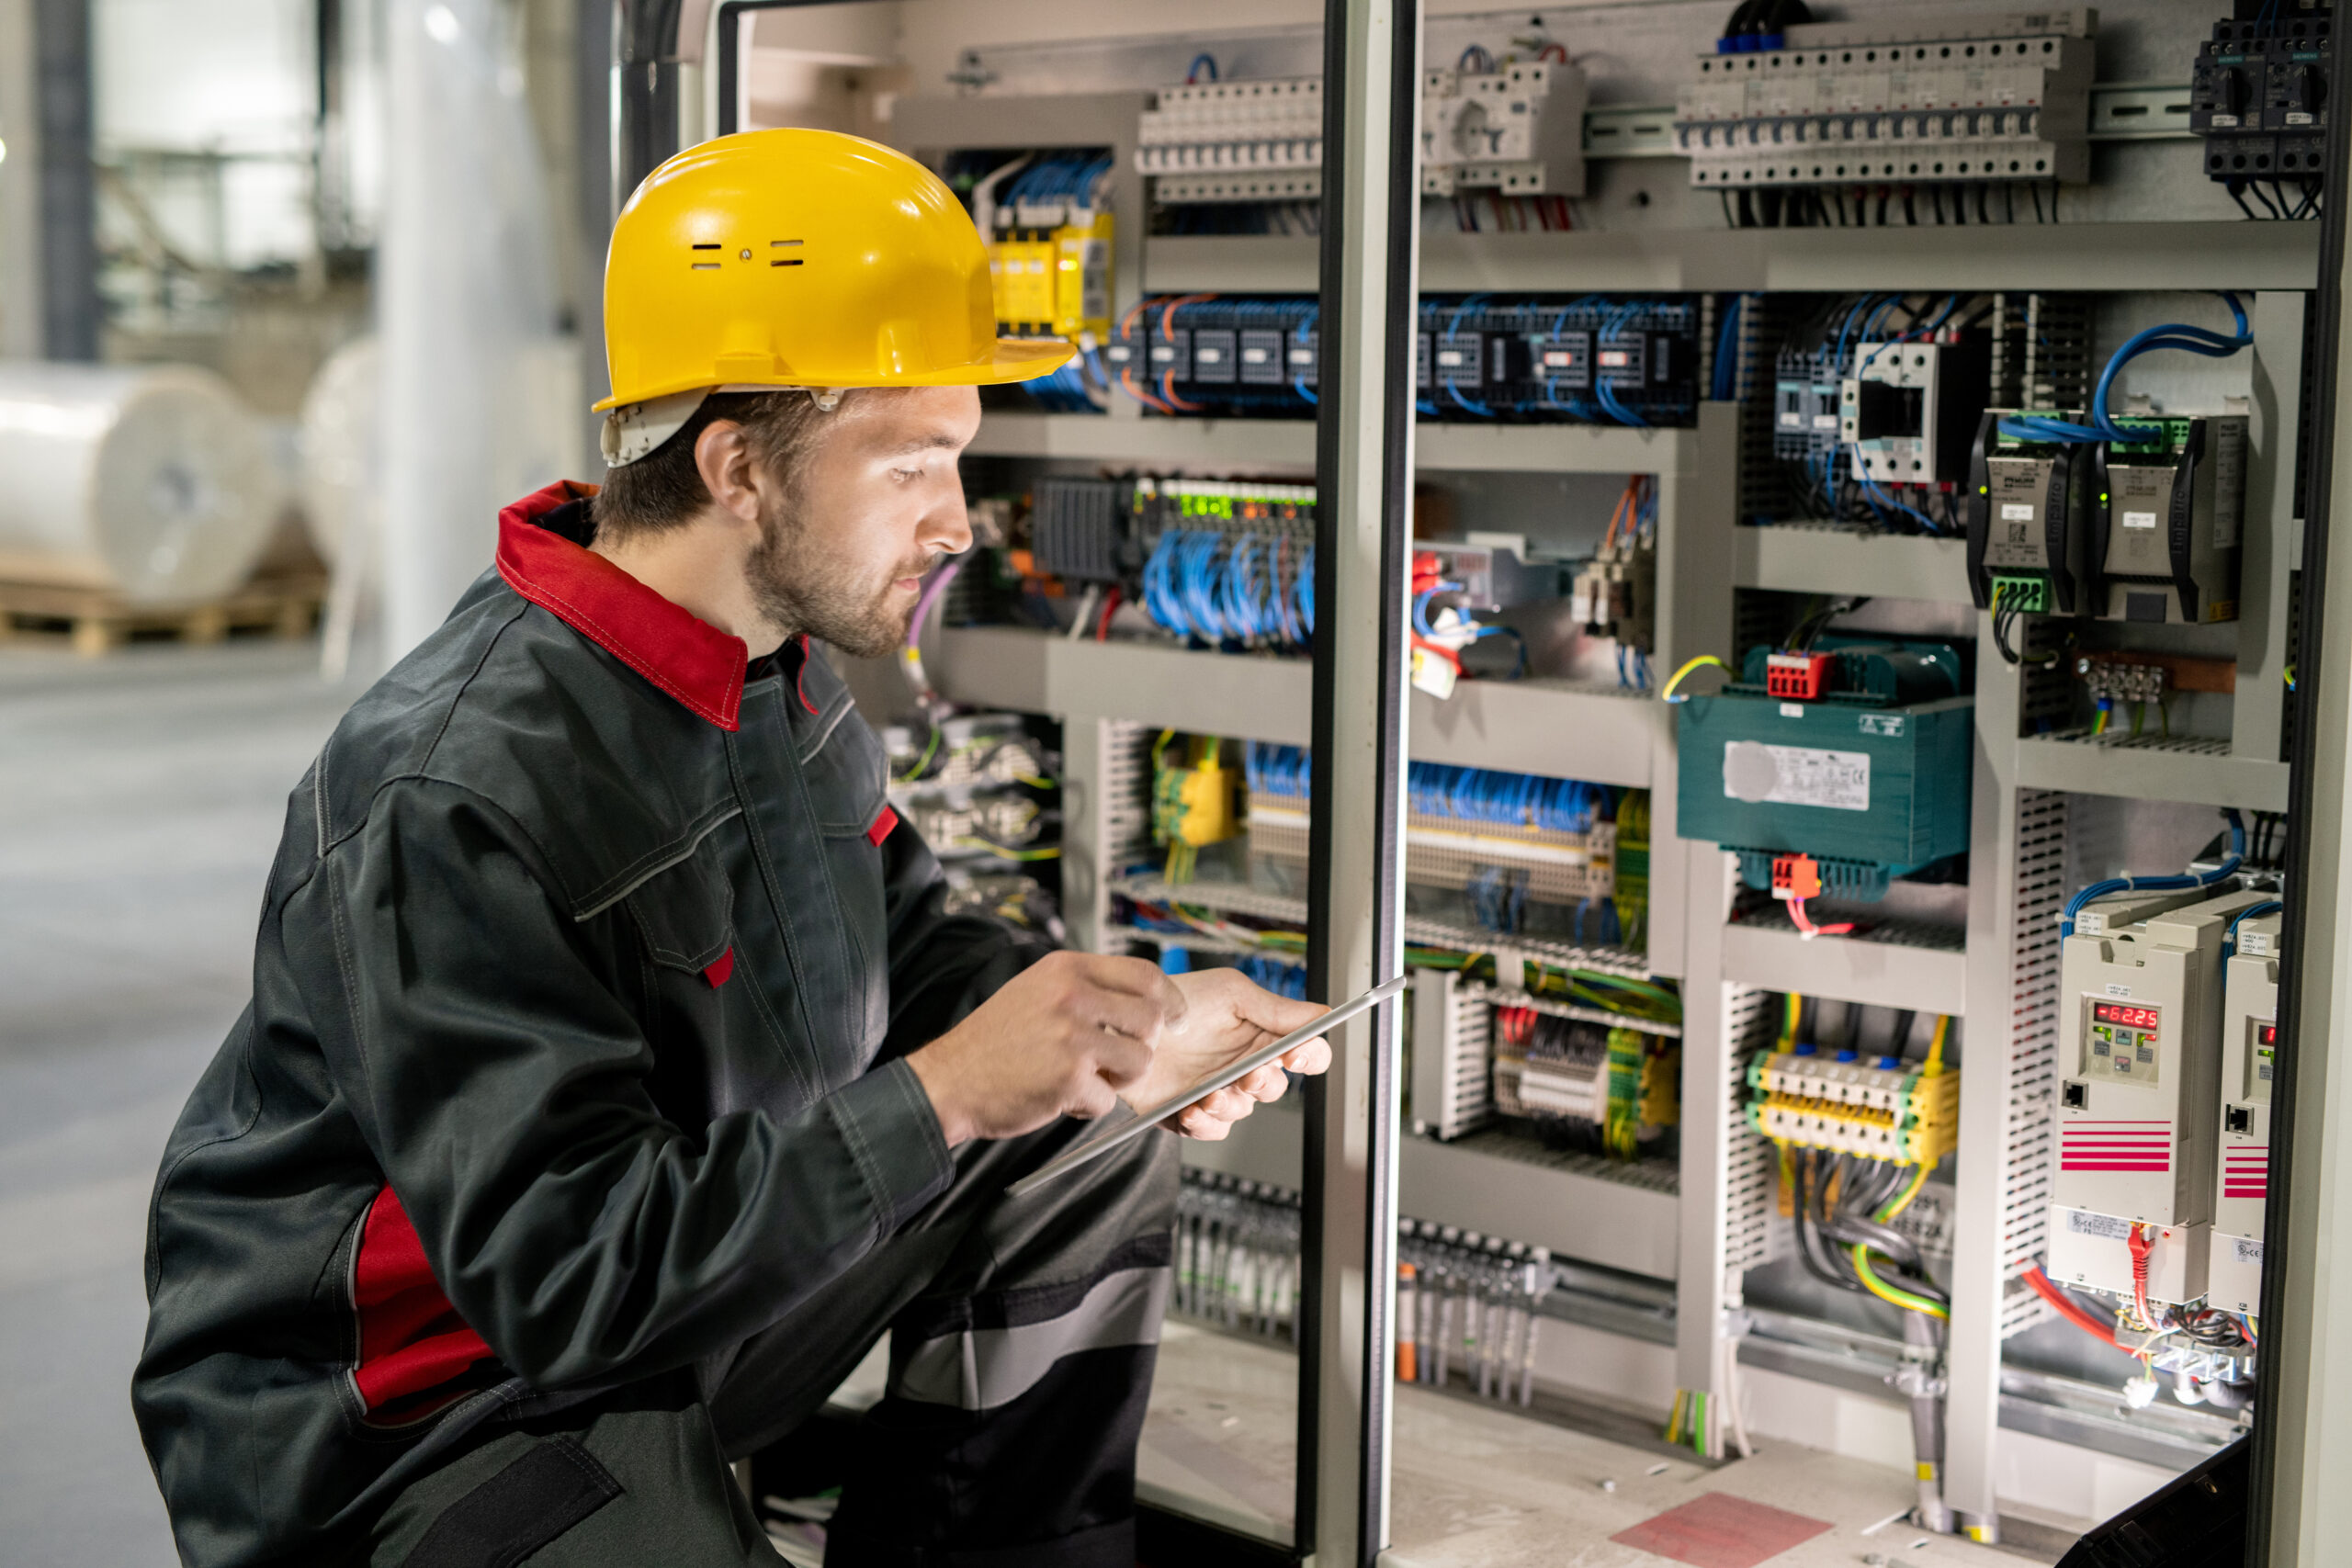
909, 559, 964, 649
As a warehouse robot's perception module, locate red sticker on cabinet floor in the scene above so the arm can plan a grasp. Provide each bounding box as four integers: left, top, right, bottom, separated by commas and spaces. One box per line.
1609, 1492, 1832, 1568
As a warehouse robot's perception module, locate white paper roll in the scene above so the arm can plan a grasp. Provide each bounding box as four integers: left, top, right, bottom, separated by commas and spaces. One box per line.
298, 336, 379, 570
0, 362, 281, 603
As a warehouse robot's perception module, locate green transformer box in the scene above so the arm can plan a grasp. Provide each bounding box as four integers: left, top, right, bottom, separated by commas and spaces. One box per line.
1674, 638, 1973, 901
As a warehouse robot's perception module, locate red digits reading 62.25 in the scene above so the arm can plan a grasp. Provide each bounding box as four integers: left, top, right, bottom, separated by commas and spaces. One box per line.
2093, 1002, 2161, 1032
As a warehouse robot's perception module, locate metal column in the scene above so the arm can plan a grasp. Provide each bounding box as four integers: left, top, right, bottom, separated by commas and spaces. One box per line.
1299, 1, 1417, 1562
2253, 68, 2352, 1567
30, 0, 96, 359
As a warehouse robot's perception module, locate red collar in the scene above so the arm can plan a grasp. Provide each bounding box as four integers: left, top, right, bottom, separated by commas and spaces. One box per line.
494, 481, 747, 731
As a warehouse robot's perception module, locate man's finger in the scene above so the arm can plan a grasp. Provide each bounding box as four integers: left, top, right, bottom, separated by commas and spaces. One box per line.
1174, 1104, 1229, 1140
1237, 1061, 1290, 1101
1069, 1075, 1122, 1122
1279, 1037, 1332, 1077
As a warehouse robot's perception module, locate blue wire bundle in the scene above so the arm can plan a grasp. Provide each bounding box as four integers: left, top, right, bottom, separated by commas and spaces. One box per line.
1999, 294, 2253, 447
1142, 530, 1313, 649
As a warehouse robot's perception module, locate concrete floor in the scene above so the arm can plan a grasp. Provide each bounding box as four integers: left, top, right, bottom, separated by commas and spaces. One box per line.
0, 642, 365, 1566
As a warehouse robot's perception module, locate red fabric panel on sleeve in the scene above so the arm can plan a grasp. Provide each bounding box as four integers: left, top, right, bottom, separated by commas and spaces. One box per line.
350, 1186, 495, 1417
703, 947, 735, 987
866, 806, 899, 847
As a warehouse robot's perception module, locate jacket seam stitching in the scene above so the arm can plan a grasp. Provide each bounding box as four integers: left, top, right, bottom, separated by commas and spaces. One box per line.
577, 804, 745, 921
723, 722, 833, 1105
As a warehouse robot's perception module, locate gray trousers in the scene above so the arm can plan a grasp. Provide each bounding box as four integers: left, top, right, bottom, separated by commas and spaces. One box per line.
365, 1117, 1179, 1568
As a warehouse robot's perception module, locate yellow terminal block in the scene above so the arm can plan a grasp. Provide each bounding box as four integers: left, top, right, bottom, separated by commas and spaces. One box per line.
1747, 1050, 1959, 1165
1152, 732, 1238, 882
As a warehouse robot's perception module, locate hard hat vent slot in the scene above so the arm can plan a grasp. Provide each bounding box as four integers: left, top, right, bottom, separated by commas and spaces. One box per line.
691, 243, 722, 250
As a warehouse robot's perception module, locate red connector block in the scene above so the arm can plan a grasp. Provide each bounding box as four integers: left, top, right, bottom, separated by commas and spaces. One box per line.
1766, 651, 1834, 701
1770, 852, 1825, 902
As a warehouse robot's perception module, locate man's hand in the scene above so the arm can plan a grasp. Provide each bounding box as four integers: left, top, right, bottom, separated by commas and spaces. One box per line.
907, 952, 1186, 1146
1130, 968, 1335, 1141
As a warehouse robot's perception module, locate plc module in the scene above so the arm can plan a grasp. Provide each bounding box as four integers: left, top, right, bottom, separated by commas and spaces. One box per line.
2089, 415, 2248, 625
2211, 908, 2281, 1314
2047, 886, 2272, 1304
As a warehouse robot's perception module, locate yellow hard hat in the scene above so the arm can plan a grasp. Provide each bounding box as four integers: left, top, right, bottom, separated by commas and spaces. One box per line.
595, 129, 1072, 456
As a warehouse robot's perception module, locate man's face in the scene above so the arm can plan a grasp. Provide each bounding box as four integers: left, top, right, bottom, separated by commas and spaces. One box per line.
745, 385, 980, 658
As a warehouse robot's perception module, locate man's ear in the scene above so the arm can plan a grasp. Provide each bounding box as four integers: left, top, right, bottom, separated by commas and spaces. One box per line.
693, 421, 765, 530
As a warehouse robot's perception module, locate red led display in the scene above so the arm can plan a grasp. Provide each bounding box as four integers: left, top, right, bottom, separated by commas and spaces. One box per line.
2094, 1001, 2162, 1031
2258, 1022, 2278, 1047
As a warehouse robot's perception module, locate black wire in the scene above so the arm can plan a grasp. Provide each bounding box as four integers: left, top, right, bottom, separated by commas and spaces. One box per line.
2249, 179, 2281, 219
1904, 190, 1917, 226
2005, 183, 2015, 224
2030, 183, 2045, 223
1720, 189, 1736, 228
1977, 184, 1990, 224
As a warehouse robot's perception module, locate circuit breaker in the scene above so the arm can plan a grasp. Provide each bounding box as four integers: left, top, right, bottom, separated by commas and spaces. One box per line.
1136, 61, 1586, 204
2190, 0, 2335, 184
2047, 886, 2269, 1304
2210, 908, 2279, 1314
1672, 6, 2098, 190
2089, 415, 2247, 625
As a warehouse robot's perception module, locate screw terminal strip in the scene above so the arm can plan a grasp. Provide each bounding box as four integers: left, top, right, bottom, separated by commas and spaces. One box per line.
1748, 1047, 1961, 1164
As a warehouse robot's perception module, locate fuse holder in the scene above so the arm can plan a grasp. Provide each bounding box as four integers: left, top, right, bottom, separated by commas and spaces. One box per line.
1770, 852, 1824, 902
1765, 651, 1834, 700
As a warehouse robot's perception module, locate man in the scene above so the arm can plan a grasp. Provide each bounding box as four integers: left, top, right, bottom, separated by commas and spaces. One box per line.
134, 129, 1329, 1568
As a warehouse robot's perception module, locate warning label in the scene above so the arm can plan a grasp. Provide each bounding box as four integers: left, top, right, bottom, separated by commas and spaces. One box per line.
1722, 741, 1871, 812
2067, 1211, 2132, 1241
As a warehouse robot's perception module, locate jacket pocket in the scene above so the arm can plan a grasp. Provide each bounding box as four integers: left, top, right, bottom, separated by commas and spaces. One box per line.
622, 840, 734, 976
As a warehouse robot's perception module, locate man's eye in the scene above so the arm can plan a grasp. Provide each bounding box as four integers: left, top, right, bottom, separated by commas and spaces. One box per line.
890, 467, 922, 482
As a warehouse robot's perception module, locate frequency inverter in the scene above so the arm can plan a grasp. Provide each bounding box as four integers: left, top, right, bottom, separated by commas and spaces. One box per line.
2047, 886, 2270, 1304
2211, 908, 2280, 1314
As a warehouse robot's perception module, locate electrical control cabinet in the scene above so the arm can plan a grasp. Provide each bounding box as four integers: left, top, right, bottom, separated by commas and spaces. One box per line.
1672, 6, 2097, 190
2211, 909, 2279, 1314
2088, 415, 2247, 625
2048, 886, 2270, 1303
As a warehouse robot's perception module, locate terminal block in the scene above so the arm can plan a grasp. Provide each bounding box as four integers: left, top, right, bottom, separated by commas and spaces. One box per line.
1764, 652, 1833, 701
1747, 1047, 1960, 1165
1673, 6, 2097, 190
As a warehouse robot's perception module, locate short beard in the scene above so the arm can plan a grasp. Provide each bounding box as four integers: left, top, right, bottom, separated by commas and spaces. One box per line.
743, 490, 933, 660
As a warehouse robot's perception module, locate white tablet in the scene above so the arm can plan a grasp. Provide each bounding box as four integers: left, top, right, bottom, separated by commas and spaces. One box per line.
1003, 974, 1408, 1198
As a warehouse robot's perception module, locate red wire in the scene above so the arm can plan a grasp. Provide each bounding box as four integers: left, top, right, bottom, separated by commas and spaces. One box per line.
1786, 897, 1855, 939
1412, 634, 1464, 672
1096, 586, 1121, 641
2128, 1223, 2158, 1329
2024, 1266, 2124, 1349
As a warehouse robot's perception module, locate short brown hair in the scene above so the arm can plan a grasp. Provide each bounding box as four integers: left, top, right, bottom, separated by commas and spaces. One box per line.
591, 389, 853, 545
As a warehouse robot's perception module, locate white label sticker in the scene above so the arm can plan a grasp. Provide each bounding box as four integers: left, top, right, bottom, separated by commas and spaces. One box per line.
2121, 510, 2159, 530
1722, 741, 1871, 811
2288, 111, 2314, 126
2001, 502, 2036, 521
1780, 702, 1805, 717
2068, 1210, 2132, 1241
2211, 113, 2241, 128
2233, 1237, 2265, 1264
1780, 411, 1802, 427
2106, 983, 2133, 997
1813, 412, 1841, 431
1858, 714, 1905, 737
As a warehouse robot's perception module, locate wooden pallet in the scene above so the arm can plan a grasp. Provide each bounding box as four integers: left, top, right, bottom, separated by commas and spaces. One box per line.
0, 573, 327, 657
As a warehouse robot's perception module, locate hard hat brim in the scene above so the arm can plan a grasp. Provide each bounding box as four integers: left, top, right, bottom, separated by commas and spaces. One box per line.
592, 336, 1078, 411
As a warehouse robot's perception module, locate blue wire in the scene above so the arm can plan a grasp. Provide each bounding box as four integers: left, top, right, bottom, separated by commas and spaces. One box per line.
1186, 52, 1218, 83
2224, 900, 2283, 959
2060, 811, 2248, 938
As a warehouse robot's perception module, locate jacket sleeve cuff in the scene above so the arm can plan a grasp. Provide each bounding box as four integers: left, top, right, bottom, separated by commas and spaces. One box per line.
829, 1057, 955, 1235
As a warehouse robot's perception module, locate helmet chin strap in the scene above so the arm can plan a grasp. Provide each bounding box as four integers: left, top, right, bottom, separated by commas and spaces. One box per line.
600, 384, 843, 468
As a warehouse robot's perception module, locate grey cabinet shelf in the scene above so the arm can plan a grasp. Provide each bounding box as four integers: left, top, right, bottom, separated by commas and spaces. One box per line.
2014, 735, 2290, 811
967, 411, 1690, 474
930, 627, 1661, 785
1141, 222, 2318, 296
1735, 525, 1971, 604
1720, 917, 1970, 1017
